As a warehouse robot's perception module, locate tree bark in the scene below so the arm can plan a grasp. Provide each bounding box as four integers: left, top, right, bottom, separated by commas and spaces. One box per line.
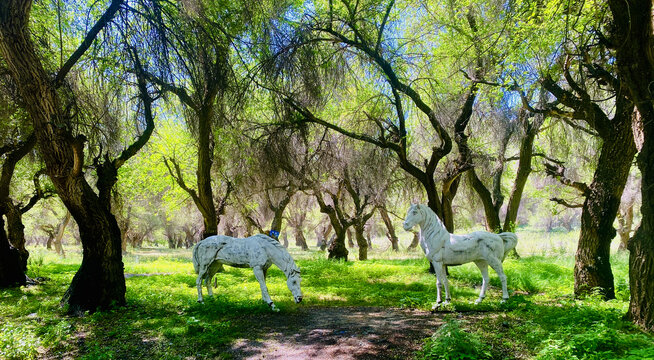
607, 0, 654, 331
572, 118, 636, 299
0, 215, 25, 287
354, 221, 368, 260
503, 117, 537, 232
294, 227, 309, 250
616, 202, 634, 251
268, 190, 292, 240
53, 211, 70, 257
5, 203, 29, 271
379, 206, 399, 251
408, 231, 420, 250
346, 228, 355, 248
197, 104, 218, 238
327, 227, 348, 260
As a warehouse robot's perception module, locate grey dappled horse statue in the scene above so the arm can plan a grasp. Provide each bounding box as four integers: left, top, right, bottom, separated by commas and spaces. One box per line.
193, 234, 302, 311
403, 204, 518, 308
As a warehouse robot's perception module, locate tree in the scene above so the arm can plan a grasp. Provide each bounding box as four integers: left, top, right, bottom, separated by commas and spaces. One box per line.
0, 0, 157, 312
0, 134, 40, 287
531, 50, 637, 299
142, 3, 233, 239
263, 0, 495, 232
607, 0, 654, 331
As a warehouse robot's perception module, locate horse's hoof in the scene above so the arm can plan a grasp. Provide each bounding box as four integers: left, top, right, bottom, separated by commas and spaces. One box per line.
474, 298, 483, 305
197, 300, 204, 304
501, 297, 509, 304
271, 305, 280, 312
431, 303, 441, 311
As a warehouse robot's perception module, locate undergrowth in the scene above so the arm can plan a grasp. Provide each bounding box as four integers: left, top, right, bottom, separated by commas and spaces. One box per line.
0, 245, 651, 359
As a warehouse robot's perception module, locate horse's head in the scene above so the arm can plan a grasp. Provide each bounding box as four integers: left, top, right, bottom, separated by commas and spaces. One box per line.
286, 267, 303, 304
403, 203, 423, 231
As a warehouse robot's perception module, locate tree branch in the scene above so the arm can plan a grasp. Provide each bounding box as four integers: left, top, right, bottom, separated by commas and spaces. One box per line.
54, 0, 125, 88
550, 197, 584, 208
544, 162, 590, 195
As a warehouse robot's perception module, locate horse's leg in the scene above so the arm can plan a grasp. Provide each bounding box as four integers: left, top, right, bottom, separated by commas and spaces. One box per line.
206, 262, 219, 298
441, 264, 451, 303
487, 257, 509, 302
474, 260, 489, 304
253, 266, 279, 312
431, 260, 446, 310
196, 267, 206, 303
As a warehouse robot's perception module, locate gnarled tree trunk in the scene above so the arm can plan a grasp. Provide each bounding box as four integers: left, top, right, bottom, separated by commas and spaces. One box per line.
607, 0, 654, 331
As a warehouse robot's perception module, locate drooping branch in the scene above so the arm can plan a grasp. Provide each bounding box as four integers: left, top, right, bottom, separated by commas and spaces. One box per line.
54, 0, 125, 88
163, 156, 201, 206
114, 48, 156, 170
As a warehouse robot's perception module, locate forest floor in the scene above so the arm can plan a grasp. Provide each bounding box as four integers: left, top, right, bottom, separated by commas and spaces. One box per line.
223, 306, 443, 359
4, 243, 653, 360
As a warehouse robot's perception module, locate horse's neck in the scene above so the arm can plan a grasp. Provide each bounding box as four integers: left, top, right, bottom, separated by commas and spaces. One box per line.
267, 245, 294, 277
419, 210, 448, 251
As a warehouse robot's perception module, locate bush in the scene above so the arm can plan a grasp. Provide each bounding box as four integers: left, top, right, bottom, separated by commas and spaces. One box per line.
417, 318, 492, 360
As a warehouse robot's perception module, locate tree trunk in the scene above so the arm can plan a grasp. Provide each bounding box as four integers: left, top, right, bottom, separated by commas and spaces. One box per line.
5, 203, 29, 270
503, 122, 537, 232
0, 215, 26, 287
327, 227, 348, 261
379, 206, 399, 251
315, 222, 332, 250
346, 228, 355, 248
354, 222, 368, 260
197, 106, 218, 239
468, 171, 502, 232
408, 231, 419, 250
294, 227, 309, 250
53, 211, 70, 258
269, 193, 291, 240
607, 0, 654, 331
0, 0, 127, 313
627, 122, 654, 330
574, 120, 636, 299
616, 203, 634, 251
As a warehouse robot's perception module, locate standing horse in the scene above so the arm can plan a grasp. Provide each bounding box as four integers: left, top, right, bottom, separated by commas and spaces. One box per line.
402, 204, 518, 308
193, 234, 302, 311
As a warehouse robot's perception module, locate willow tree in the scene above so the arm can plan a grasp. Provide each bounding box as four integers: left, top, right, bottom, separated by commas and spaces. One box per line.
607, 0, 654, 331
140, 2, 234, 239
529, 46, 636, 299
0, 0, 158, 312
263, 0, 512, 232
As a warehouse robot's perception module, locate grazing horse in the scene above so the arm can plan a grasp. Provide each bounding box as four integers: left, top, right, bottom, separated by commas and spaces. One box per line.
193, 234, 302, 311
402, 204, 518, 308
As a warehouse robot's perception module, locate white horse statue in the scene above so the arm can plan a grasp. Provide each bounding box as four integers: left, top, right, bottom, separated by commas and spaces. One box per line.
193, 234, 302, 311
402, 204, 518, 308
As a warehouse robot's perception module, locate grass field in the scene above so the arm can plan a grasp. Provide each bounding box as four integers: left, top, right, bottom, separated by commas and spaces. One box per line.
1, 229, 653, 359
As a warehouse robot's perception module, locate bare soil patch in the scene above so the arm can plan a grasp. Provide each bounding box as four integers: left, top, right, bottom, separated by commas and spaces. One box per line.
226, 306, 444, 360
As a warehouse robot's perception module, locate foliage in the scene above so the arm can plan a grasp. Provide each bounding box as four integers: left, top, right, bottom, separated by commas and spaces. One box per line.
417, 318, 491, 360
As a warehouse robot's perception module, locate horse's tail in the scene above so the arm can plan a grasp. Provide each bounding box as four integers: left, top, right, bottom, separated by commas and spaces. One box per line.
499, 232, 518, 261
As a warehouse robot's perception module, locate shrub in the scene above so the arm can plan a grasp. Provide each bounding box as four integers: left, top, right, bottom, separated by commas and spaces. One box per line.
417, 318, 491, 360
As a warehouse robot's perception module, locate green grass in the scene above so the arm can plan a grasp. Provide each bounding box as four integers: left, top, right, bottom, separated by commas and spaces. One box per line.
1, 239, 652, 360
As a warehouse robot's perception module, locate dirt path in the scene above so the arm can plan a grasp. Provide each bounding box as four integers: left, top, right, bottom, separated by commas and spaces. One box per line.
226, 306, 444, 360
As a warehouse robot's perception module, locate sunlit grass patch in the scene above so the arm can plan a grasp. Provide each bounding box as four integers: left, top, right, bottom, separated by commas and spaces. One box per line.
3, 241, 651, 359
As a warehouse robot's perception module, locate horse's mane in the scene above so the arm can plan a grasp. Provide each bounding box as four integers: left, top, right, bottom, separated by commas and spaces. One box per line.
257, 234, 300, 275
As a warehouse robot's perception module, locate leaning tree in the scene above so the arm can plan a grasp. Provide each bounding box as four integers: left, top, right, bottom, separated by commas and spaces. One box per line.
0, 0, 160, 312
